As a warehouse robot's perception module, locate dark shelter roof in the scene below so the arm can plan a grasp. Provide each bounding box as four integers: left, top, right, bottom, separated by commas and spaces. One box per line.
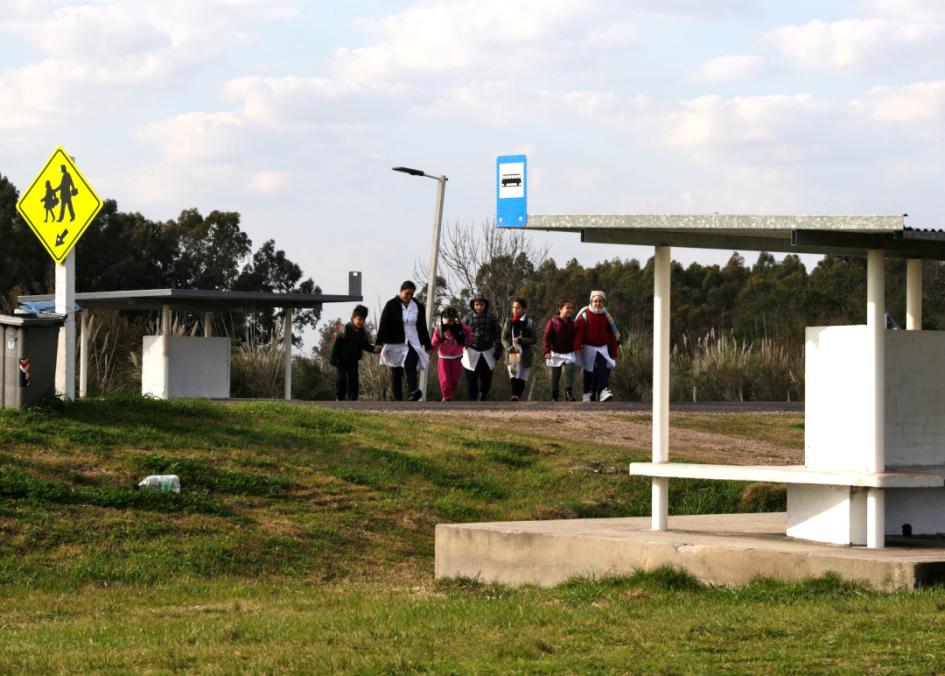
18, 288, 362, 313
524, 214, 945, 259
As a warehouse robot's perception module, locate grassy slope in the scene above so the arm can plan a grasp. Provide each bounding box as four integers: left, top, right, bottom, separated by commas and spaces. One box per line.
2, 398, 943, 673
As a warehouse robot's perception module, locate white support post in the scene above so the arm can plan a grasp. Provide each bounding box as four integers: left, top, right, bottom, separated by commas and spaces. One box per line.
866, 249, 885, 549
161, 304, 171, 400
55, 251, 76, 400
203, 312, 213, 337
419, 177, 447, 402
652, 245, 671, 531
283, 308, 293, 401
906, 259, 922, 331
79, 310, 89, 399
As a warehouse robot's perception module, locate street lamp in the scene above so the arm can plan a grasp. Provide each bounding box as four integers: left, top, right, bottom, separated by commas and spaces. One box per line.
392, 165, 448, 401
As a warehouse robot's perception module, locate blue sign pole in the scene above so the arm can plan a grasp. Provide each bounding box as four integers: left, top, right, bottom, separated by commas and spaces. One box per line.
496, 154, 527, 228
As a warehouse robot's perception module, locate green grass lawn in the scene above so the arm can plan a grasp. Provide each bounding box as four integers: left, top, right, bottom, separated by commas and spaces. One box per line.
1, 397, 943, 673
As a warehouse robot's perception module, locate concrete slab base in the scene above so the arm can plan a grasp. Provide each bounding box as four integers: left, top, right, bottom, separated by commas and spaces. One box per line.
435, 513, 945, 592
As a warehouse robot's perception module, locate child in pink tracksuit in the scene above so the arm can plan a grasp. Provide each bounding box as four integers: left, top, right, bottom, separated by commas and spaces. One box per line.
432, 306, 472, 401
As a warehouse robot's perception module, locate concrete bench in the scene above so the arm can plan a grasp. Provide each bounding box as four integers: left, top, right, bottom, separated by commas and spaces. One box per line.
628, 462, 945, 488
629, 462, 945, 545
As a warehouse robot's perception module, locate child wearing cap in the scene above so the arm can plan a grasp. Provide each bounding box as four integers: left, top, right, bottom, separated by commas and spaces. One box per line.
573, 290, 619, 402
432, 306, 472, 401
329, 305, 376, 401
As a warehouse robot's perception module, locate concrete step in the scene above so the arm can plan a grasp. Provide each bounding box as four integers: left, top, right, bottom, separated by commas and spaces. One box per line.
435, 513, 945, 592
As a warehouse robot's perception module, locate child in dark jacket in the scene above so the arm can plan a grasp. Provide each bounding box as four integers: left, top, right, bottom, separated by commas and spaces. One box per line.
329, 305, 375, 401
542, 299, 577, 401
462, 291, 502, 401
432, 306, 473, 401
502, 297, 536, 401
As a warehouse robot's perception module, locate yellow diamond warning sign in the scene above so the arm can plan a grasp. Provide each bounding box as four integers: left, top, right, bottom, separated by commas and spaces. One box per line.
16, 146, 102, 265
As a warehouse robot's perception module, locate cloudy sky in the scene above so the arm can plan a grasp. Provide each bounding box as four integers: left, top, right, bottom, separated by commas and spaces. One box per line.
2, 0, 944, 342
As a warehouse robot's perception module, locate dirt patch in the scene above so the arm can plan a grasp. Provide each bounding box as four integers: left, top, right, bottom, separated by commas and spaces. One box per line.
404, 410, 803, 465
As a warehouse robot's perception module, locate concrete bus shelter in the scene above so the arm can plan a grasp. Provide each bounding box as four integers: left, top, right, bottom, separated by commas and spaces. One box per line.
20, 275, 362, 400
435, 214, 945, 590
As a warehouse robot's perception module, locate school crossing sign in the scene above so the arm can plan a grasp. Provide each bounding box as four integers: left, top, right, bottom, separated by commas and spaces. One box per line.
16, 147, 103, 264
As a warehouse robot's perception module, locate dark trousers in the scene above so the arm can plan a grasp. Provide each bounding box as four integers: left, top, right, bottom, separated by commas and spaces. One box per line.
335, 364, 359, 401
583, 353, 611, 397
390, 346, 419, 400
465, 356, 494, 401
550, 363, 575, 396
510, 378, 526, 398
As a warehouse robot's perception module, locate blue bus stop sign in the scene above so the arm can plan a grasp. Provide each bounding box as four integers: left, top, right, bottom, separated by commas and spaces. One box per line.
496, 154, 526, 227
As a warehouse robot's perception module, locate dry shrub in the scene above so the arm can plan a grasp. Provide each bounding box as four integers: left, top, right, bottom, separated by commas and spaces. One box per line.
607, 329, 803, 402
231, 340, 285, 398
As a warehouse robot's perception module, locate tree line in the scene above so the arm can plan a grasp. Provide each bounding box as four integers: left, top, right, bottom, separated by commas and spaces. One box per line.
6, 167, 944, 400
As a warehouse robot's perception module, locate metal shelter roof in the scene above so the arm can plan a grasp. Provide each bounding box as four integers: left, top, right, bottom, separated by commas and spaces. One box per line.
18, 288, 362, 313
525, 214, 945, 259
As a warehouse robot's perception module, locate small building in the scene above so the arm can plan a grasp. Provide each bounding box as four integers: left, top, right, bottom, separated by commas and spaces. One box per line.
20, 273, 362, 401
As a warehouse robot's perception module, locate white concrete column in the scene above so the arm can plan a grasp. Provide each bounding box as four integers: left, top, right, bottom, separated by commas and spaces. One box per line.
906, 259, 922, 330
866, 249, 885, 548
79, 311, 89, 398
55, 251, 76, 400
652, 245, 671, 531
161, 304, 171, 400
283, 308, 293, 401
203, 312, 213, 337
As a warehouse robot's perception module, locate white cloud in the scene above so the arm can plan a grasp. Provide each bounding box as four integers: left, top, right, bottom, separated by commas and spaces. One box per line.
852, 80, 945, 122
135, 112, 245, 161
664, 93, 832, 155
687, 54, 767, 82
0, 1, 295, 129
0, 59, 89, 129
249, 170, 289, 194
765, 18, 944, 70
222, 75, 403, 128
330, 0, 651, 86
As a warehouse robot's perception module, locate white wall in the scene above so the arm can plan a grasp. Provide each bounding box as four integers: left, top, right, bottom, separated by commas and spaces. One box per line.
806, 327, 945, 471
142, 335, 230, 399
805, 326, 872, 472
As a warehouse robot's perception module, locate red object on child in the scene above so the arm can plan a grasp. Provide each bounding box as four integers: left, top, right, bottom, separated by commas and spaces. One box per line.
18, 358, 31, 387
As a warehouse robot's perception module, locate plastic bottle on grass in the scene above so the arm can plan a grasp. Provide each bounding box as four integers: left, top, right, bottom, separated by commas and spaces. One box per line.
137, 475, 181, 493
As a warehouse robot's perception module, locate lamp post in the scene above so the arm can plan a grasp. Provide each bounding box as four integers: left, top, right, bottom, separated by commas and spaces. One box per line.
392, 166, 448, 401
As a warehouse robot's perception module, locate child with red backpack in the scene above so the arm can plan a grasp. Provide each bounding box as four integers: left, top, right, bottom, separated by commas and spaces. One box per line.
573, 290, 619, 402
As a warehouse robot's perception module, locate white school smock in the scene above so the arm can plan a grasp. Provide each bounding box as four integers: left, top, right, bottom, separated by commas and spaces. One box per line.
462, 347, 496, 371
578, 344, 615, 371
545, 351, 576, 368
379, 300, 430, 371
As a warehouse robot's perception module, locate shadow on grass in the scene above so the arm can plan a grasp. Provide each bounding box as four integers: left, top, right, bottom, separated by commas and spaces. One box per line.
437, 568, 869, 602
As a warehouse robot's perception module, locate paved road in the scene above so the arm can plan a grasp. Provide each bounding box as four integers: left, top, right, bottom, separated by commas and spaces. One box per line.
292, 400, 804, 414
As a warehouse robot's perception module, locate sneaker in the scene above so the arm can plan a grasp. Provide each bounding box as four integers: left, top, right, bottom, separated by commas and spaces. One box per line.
551, 391, 559, 402
582, 393, 592, 402
599, 388, 614, 402
510, 395, 520, 402
565, 388, 575, 402
409, 389, 423, 401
